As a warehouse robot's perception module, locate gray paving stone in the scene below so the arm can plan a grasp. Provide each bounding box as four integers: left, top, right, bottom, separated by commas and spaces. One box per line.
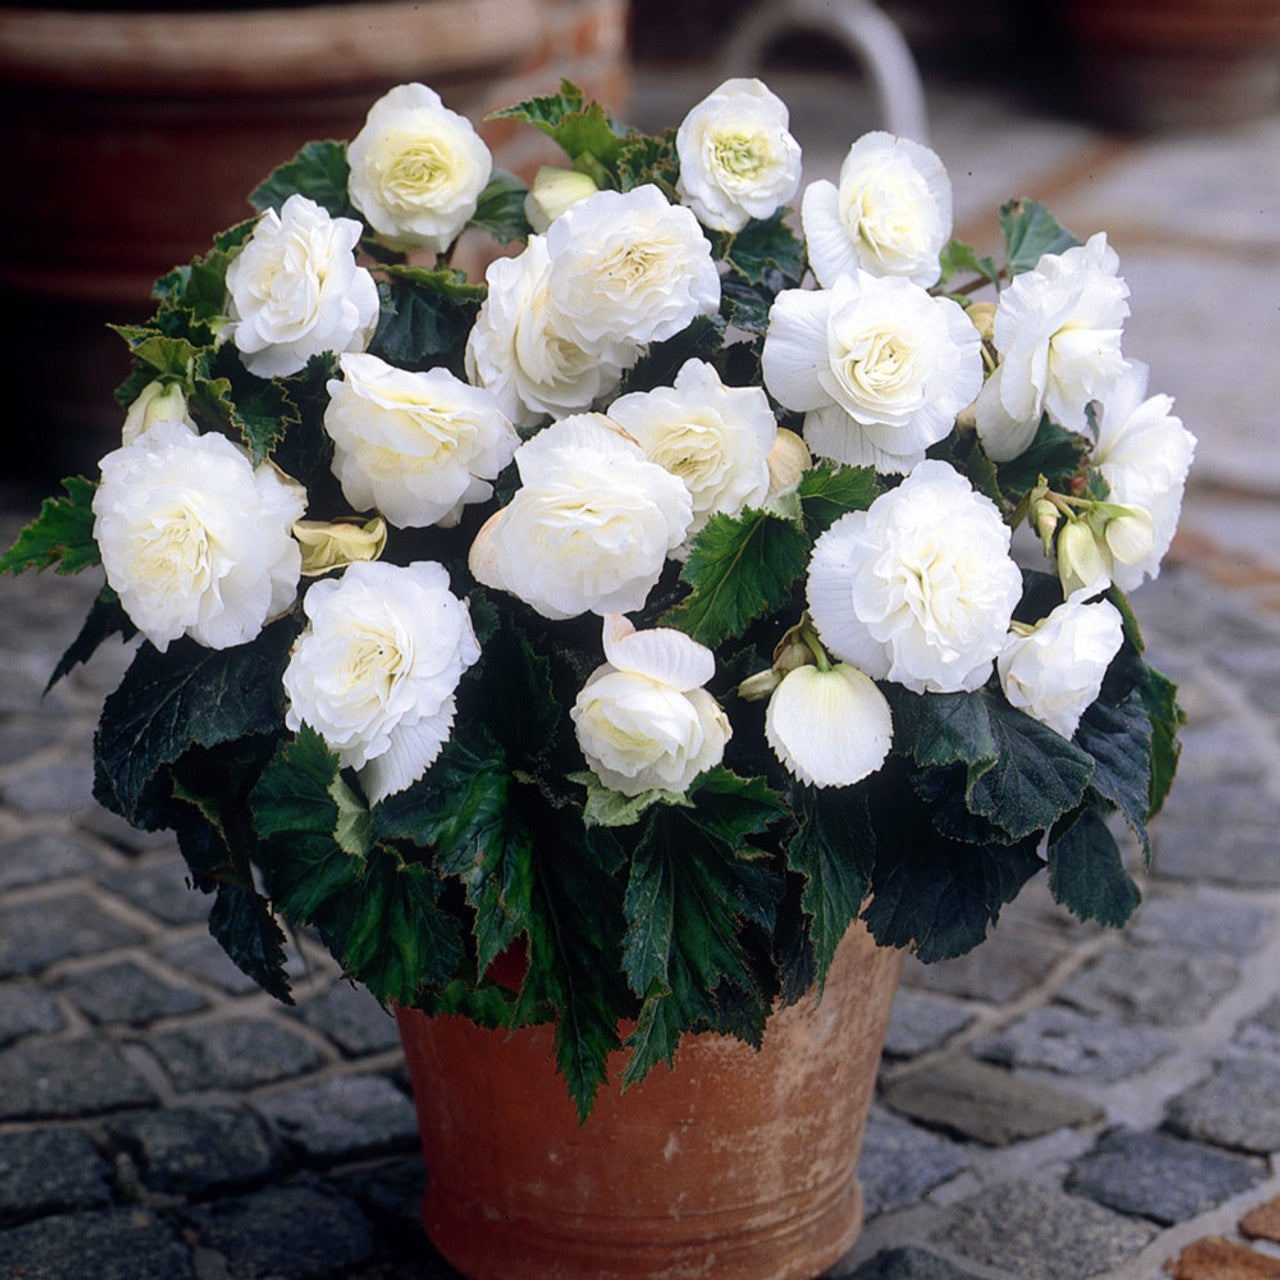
0, 1037, 158, 1120
110, 1107, 281, 1197
97, 857, 211, 926
932, 1182, 1157, 1280
1065, 1127, 1267, 1225
146, 1017, 326, 1092
971, 1005, 1177, 1081
0, 891, 147, 979
850, 1248, 986, 1280
901, 925, 1070, 1004
59, 959, 209, 1027
1127, 894, 1273, 956
157, 931, 312, 996
1, 753, 96, 816
0, 983, 64, 1047
1057, 945, 1241, 1027
1164, 1056, 1280, 1154
0, 1128, 114, 1226
879, 1057, 1102, 1147
0, 716, 59, 768
882, 990, 974, 1059
857, 1114, 969, 1217
182, 1183, 379, 1280
1151, 782, 1280, 888
329, 1155, 427, 1246
253, 1074, 419, 1164
0, 831, 101, 892
292, 981, 402, 1058
78, 804, 178, 855
1235, 996, 1280, 1056
0, 1205, 195, 1279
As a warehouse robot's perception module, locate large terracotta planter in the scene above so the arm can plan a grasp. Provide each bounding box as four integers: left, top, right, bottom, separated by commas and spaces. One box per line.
396, 920, 904, 1280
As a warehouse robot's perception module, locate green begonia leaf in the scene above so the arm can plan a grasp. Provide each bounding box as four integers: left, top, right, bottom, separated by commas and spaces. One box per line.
1137, 663, 1183, 818
0, 477, 100, 576
937, 238, 1000, 296
209, 881, 293, 1003
719, 212, 806, 286
370, 277, 481, 372
47, 589, 136, 693
664, 507, 810, 647
1075, 689, 1153, 859
796, 462, 878, 538
615, 130, 679, 193
489, 80, 625, 172
108, 329, 202, 382
377, 264, 487, 300
620, 316, 725, 395
885, 687, 998, 772
999, 199, 1081, 276
786, 786, 875, 985
996, 416, 1090, 499
468, 170, 533, 245
572, 772, 693, 828
1047, 803, 1141, 928
250, 140, 357, 222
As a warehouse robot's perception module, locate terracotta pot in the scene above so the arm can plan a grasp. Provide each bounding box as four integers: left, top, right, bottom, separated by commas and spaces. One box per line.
396, 920, 904, 1280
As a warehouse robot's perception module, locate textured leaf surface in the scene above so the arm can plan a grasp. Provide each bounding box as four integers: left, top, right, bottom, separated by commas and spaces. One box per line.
797, 462, 878, 538
47, 590, 136, 692
999, 199, 1081, 276
0, 477, 99, 575
250, 141, 356, 221
209, 882, 293, 1003
1048, 804, 1141, 928
468, 170, 533, 245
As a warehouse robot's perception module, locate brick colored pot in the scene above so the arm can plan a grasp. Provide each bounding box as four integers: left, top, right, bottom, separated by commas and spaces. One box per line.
395, 920, 904, 1280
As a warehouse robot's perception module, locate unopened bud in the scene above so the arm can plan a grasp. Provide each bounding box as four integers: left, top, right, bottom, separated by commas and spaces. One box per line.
1032, 498, 1060, 553
1056, 519, 1112, 598
965, 302, 996, 343
1103, 506, 1157, 566
737, 669, 783, 701
293, 516, 387, 577
765, 428, 812, 500
772, 625, 816, 674
122, 380, 196, 445
524, 166, 600, 233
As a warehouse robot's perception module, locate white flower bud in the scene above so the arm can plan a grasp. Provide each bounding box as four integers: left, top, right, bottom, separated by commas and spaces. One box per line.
524, 166, 599, 234
293, 517, 387, 577
1056, 519, 1113, 598
1103, 505, 1157, 566
122, 381, 197, 445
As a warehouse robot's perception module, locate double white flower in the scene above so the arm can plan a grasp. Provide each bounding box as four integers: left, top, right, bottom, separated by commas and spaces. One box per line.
324, 353, 519, 529
572, 616, 730, 797
282, 560, 480, 804
975, 232, 1131, 461
675, 78, 802, 234
807, 461, 1023, 694
226, 195, 379, 380
762, 270, 983, 474
469, 414, 693, 620
93, 422, 306, 653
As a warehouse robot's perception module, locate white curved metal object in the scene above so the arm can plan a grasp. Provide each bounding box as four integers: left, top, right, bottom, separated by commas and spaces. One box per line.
717, 0, 930, 143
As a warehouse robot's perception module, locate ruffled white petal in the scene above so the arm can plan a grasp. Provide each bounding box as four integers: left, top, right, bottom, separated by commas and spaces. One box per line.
601, 614, 716, 690
761, 289, 833, 412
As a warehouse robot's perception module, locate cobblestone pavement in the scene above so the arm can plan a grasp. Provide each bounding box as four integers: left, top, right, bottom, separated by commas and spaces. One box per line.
1, 61, 1278, 1280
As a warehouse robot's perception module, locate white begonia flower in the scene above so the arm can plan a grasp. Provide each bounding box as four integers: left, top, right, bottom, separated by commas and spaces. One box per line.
346, 82, 492, 253
572, 615, 730, 796
544, 185, 721, 364
226, 194, 379, 380
282, 560, 480, 804
324, 353, 519, 529
998, 598, 1124, 739
524, 166, 599, 234
1091, 361, 1196, 591
122, 381, 197, 446
974, 232, 1131, 462
765, 662, 892, 789
1056, 518, 1114, 600
761, 270, 983, 474
807, 460, 1023, 694
607, 359, 775, 545
675, 77, 803, 234
465, 235, 626, 428
801, 131, 952, 288
468, 414, 694, 621
93, 421, 306, 653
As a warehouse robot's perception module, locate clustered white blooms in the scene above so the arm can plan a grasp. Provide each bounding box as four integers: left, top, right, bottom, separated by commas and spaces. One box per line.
282, 560, 480, 804
572, 616, 731, 796
226, 194, 379, 379
87, 76, 1190, 814
93, 421, 306, 653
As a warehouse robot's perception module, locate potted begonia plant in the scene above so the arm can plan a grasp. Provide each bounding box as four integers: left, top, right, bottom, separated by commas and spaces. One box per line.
2, 76, 1193, 1280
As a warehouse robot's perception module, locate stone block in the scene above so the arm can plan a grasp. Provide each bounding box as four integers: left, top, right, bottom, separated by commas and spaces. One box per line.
109, 1107, 281, 1197
1164, 1057, 1280, 1154
0, 831, 101, 892
0, 1128, 114, 1226
292, 981, 402, 1058
253, 1074, 419, 1164
1151, 782, 1280, 889
932, 1182, 1156, 1280
851, 1248, 986, 1280
0, 891, 146, 979
879, 1056, 1102, 1146
972, 1005, 1176, 1081
1057, 945, 1241, 1026
1166, 1237, 1280, 1280
1, 753, 96, 816
882, 990, 974, 1059
0, 1206, 195, 1279
1235, 997, 1280, 1056
146, 1017, 326, 1092
901, 925, 1070, 1004
1129, 895, 1272, 956
857, 1113, 969, 1216
0, 983, 64, 1047
1241, 1197, 1280, 1244
97, 857, 212, 926
330, 1154, 428, 1246
1066, 1127, 1267, 1224
0, 1037, 157, 1120
59, 959, 208, 1027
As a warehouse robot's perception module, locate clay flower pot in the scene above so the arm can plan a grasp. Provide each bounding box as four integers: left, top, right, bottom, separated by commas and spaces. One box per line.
396, 920, 904, 1280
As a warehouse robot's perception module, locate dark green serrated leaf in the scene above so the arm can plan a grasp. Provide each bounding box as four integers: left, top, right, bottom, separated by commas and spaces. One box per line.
227, 372, 298, 464
1047, 804, 1141, 928
1, 477, 99, 576
966, 693, 1094, 839
786, 786, 874, 984
370, 278, 481, 370
619, 315, 725, 395
250, 140, 356, 221
47, 589, 136, 692
664, 507, 810, 647
378, 264, 487, 300
797, 462, 878, 537
490, 80, 625, 171
884, 686, 998, 771
684, 768, 788, 848
928, 430, 1004, 510
209, 882, 293, 1003
1075, 689, 1152, 858
723, 212, 806, 286
719, 272, 773, 334
473, 618, 562, 767
93, 617, 297, 825
468, 170, 533, 245
108, 329, 202, 381
937, 238, 1000, 294
996, 416, 1090, 499
1136, 663, 1183, 818
999, 199, 1081, 276
615, 129, 679, 192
